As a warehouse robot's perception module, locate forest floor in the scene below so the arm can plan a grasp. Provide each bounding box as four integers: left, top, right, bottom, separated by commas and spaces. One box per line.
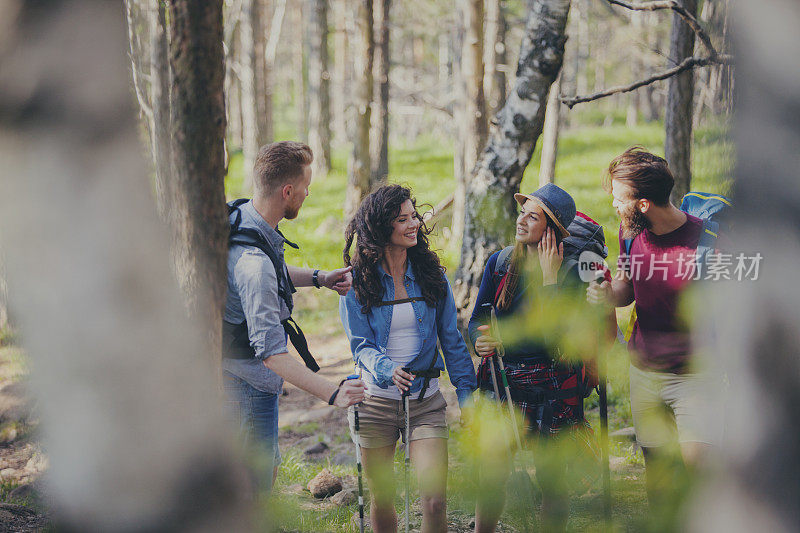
0, 344, 50, 532
261, 333, 652, 533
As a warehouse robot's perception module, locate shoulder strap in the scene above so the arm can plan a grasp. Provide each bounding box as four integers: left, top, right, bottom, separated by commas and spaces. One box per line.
493, 246, 515, 277
375, 296, 426, 307
695, 219, 720, 280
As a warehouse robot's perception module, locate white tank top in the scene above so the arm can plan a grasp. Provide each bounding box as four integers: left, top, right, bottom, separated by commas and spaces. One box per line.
365, 302, 437, 400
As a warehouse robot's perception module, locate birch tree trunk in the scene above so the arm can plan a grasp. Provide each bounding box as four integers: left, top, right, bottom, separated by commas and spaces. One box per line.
453, 0, 571, 318
345, 0, 374, 220
168, 0, 230, 371
539, 71, 562, 186
484, 0, 507, 120
665, 0, 697, 203
308, 0, 332, 176
240, 0, 264, 191
688, 2, 799, 531
454, 0, 487, 245
371, 0, 392, 184
0, 0, 247, 528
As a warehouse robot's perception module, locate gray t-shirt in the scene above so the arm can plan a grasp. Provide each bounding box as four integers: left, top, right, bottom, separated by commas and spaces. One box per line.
223, 201, 292, 393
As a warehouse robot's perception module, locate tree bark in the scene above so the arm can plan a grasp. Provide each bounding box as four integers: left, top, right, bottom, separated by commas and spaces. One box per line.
454, 0, 487, 245
484, 0, 507, 120
665, 0, 697, 204
371, 0, 391, 184
294, 1, 308, 142
168, 0, 230, 370
539, 71, 562, 186
308, 0, 332, 176
257, 0, 273, 146
0, 0, 246, 528
150, 0, 173, 218
332, 0, 352, 144
453, 0, 571, 319
240, 0, 264, 192
688, 2, 799, 531
452, 22, 466, 238
345, 0, 374, 220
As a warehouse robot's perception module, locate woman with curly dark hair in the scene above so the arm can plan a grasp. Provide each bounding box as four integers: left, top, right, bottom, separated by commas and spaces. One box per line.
340, 184, 476, 533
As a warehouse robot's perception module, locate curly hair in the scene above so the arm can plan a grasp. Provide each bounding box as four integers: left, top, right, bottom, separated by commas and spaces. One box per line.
343, 184, 446, 313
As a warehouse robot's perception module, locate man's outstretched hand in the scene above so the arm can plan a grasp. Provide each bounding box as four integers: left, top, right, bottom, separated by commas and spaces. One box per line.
323, 266, 353, 296
334, 377, 365, 407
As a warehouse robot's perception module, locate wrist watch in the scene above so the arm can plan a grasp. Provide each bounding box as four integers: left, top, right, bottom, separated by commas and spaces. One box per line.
312, 269, 321, 289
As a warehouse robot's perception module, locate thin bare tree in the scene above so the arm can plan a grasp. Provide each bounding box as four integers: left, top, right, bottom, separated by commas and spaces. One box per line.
665, 0, 697, 202
539, 71, 563, 186
308, 0, 332, 176
371, 0, 392, 184
345, 0, 375, 220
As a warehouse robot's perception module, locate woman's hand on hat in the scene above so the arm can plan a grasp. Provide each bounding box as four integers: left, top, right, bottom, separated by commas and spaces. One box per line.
392, 366, 415, 394
538, 226, 563, 285
475, 325, 501, 357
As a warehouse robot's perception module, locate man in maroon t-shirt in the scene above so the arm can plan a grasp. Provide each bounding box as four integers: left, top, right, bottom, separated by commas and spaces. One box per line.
587, 147, 723, 508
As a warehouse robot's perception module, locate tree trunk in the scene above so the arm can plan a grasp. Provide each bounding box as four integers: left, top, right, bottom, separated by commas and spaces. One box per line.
576, 0, 590, 96
224, 9, 243, 152
308, 0, 332, 176
688, 2, 799, 531
371, 0, 391, 184
665, 0, 697, 204
454, 0, 487, 245
539, 71, 562, 186
150, 0, 173, 218
484, 0, 507, 121
453, 0, 571, 319
294, 1, 308, 142
0, 258, 7, 331
0, 1, 246, 528
240, 0, 264, 192
452, 22, 466, 238
168, 0, 230, 370
345, 0, 374, 220
258, 0, 273, 146
332, 0, 352, 144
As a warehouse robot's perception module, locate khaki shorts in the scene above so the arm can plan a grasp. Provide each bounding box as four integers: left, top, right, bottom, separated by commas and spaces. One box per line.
629, 364, 724, 448
347, 391, 448, 449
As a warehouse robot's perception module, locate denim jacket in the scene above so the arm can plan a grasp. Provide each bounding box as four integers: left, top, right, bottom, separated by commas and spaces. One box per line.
339, 262, 477, 407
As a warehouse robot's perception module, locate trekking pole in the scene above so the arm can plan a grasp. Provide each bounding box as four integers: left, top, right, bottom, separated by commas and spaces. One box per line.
490, 308, 524, 451
478, 305, 532, 533
347, 372, 365, 533
401, 368, 412, 533
591, 272, 612, 522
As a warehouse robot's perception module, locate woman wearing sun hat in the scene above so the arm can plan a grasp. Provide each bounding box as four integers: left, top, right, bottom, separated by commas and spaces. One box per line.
469, 183, 598, 532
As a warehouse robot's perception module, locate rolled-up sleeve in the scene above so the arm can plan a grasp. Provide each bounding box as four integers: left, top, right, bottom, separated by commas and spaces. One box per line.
436, 274, 477, 406
233, 250, 288, 360
339, 291, 395, 388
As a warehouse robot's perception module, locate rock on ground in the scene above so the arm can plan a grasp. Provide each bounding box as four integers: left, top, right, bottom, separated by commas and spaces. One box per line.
307, 468, 343, 499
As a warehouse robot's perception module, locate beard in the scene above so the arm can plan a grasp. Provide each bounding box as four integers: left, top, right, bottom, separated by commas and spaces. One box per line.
284, 203, 301, 220
618, 204, 651, 239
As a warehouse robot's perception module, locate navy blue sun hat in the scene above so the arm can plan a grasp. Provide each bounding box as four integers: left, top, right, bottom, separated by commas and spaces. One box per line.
514, 183, 576, 238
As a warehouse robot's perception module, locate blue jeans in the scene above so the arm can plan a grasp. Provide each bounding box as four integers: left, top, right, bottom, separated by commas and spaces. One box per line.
223, 371, 281, 493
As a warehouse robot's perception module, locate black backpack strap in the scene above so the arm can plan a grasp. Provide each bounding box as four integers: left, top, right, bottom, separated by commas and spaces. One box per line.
493, 246, 515, 278
282, 317, 320, 372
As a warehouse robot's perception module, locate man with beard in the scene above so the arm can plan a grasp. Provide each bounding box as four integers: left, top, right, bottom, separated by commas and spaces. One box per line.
224, 141, 365, 495
586, 147, 723, 510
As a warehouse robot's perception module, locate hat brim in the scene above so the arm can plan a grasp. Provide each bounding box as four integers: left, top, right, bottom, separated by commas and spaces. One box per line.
514, 193, 571, 238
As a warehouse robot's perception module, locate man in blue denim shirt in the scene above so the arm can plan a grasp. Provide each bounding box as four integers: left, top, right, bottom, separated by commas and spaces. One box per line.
224, 142, 365, 494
